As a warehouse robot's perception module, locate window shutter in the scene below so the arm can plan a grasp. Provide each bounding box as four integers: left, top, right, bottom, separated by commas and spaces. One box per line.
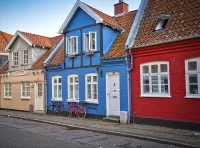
65, 38, 68, 55
76, 36, 78, 54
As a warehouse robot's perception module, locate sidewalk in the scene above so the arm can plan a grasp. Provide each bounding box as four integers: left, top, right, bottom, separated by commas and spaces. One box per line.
0, 110, 199, 148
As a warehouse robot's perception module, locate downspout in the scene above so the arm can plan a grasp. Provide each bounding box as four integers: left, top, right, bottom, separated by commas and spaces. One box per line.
43, 67, 48, 114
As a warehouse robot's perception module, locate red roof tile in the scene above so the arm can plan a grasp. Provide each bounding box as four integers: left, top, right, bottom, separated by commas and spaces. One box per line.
86, 4, 122, 30
32, 35, 63, 69
0, 62, 9, 73
0, 31, 13, 52
49, 45, 64, 66
21, 31, 52, 48
134, 0, 200, 47
103, 10, 137, 59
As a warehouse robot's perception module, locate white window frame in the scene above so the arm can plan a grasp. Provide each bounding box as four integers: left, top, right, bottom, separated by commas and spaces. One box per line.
68, 75, 79, 102
185, 57, 200, 98
23, 50, 28, 65
52, 76, 62, 101
140, 62, 171, 97
12, 51, 19, 66
21, 82, 31, 99
4, 83, 12, 99
85, 73, 98, 103
66, 36, 78, 55
84, 32, 97, 52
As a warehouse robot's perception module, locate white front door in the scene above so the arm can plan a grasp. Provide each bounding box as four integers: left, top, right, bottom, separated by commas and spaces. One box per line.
107, 72, 120, 116
35, 83, 43, 111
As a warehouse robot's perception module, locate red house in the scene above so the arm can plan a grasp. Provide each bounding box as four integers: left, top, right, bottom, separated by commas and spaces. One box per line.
126, 0, 200, 130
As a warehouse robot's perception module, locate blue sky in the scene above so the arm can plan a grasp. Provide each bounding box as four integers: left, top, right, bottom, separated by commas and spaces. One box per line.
0, 0, 141, 37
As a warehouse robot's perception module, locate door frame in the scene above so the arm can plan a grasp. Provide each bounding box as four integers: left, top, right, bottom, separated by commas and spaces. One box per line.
106, 72, 120, 117
34, 82, 44, 111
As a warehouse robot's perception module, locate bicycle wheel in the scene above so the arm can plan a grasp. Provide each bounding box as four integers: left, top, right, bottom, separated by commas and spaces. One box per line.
57, 107, 66, 116
46, 105, 56, 115
77, 106, 86, 119
68, 106, 74, 117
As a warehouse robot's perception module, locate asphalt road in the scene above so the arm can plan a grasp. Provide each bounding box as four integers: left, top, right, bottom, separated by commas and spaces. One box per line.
0, 116, 183, 148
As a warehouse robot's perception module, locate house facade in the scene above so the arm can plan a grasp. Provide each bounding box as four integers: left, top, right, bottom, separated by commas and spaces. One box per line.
45, 0, 137, 123
126, 0, 200, 129
0, 30, 62, 113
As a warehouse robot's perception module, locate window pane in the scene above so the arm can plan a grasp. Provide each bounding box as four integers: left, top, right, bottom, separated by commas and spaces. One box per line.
75, 85, 78, 99
90, 33, 96, 50
87, 84, 91, 99
93, 76, 97, 82
58, 78, 62, 83
54, 86, 57, 98
151, 65, 158, 73
142, 66, 149, 74
92, 84, 97, 100
87, 76, 91, 82
188, 61, 197, 71
85, 34, 89, 51
70, 77, 73, 83
69, 85, 73, 98
161, 85, 169, 94
54, 78, 57, 83
75, 77, 78, 83
189, 85, 198, 94
143, 76, 149, 84
143, 85, 150, 93
161, 64, 168, 72
152, 76, 158, 84
161, 75, 168, 84
152, 85, 159, 93
58, 85, 62, 98
189, 74, 198, 83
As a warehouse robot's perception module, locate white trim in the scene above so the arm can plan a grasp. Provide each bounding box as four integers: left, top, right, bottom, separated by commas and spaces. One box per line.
12, 51, 19, 66
68, 74, 79, 101
52, 76, 62, 101
67, 100, 79, 103
84, 100, 99, 104
84, 32, 97, 52
5, 31, 32, 52
58, 0, 103, 34
85, 73, 98, 102
22, 49, 28, 65
185, 57, 200, 98
4, 83, 12, 99
140, 62, 170, 97
140, 95, 172, 98
21, 82, 31, 99
66, 36, 78, 56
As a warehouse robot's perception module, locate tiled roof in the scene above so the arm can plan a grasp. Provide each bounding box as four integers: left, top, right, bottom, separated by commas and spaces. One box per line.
86, 4, 122, 30
0, 62, 9, 73
134, 0, 200, 48
49, 45, 64, 65
21, 31, 52, 48
32, 35, 63, 69
0, 31, 13, 52
103, 10, 137, 59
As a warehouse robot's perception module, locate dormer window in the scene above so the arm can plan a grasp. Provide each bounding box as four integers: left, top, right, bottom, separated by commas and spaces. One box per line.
67, 36, 78, 56
154, 16, 169, 31
84, 32, 97, 53
12, 52, 18, 66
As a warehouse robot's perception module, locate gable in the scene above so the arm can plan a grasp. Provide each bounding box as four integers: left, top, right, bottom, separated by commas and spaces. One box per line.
9, 36, 30, 52
65, 7, 96, 32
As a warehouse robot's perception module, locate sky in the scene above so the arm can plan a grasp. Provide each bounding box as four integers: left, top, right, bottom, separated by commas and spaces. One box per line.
0, 0, 141, 37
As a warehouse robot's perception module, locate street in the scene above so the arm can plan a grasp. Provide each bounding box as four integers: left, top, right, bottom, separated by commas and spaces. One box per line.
0, 116, 182, 148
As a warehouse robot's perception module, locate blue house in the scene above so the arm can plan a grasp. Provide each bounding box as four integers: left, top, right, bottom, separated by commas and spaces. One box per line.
45, 0, 137, 123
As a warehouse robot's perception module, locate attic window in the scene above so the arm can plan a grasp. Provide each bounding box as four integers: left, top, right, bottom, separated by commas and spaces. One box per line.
154, 17, 169, 31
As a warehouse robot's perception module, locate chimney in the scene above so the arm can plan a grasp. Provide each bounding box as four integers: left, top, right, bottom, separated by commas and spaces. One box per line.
114, 0, 129, 16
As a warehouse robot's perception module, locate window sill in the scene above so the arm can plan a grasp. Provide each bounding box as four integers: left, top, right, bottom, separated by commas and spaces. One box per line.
67, 99, 79, 103
140, 95, 171, 98
51, 99, 62, 102
4, 97, 12, 100
84, 100, 99, 104
185, 96, 200, 99
84, 51, 94, 55
21, 64, 28, 66
21, 97, 31, 100
66, 54, 77, 58
12, 65, 18, 67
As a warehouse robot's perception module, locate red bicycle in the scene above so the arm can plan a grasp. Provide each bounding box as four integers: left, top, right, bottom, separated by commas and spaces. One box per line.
68, 102, 86, 119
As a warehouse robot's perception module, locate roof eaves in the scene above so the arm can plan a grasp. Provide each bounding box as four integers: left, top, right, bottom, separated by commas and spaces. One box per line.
5, 30, 32, 52
58, 0, 103, 34
125, 0, 148, 49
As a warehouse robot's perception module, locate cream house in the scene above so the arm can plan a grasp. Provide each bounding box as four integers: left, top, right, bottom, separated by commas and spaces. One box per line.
0, 30, 63, 113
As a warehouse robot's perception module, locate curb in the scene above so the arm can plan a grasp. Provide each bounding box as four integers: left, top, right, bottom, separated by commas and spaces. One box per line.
0, 113, 199, 148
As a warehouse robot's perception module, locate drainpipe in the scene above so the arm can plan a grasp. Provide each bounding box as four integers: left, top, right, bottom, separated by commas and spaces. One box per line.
43, 67, 48, 114
128, 49, 133, 72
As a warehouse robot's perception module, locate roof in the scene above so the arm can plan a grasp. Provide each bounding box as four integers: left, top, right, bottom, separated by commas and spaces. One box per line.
0, 31, 13, 52
133, 0, 200, 48
103, 10, 137, 59
5, 31, 52, 51
0, 61, 9, 73
32, 35, 63, 69
58, 0, 121, 34
49, 45, 64, 65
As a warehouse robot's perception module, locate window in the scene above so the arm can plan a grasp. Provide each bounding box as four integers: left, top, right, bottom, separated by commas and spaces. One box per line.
23, 50, 28, 65
185, 58, 200, 98
4, 83, 12, 98
85, 73, 98, 103
84, 32, 97, 52
67, 36, 78, 55
140, 62, 170, 97
52, 76, 62, 101
21, 82, 30, 98
12, 52, 18, 66
155, 16, 169, 31
68, 75, 79, 101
